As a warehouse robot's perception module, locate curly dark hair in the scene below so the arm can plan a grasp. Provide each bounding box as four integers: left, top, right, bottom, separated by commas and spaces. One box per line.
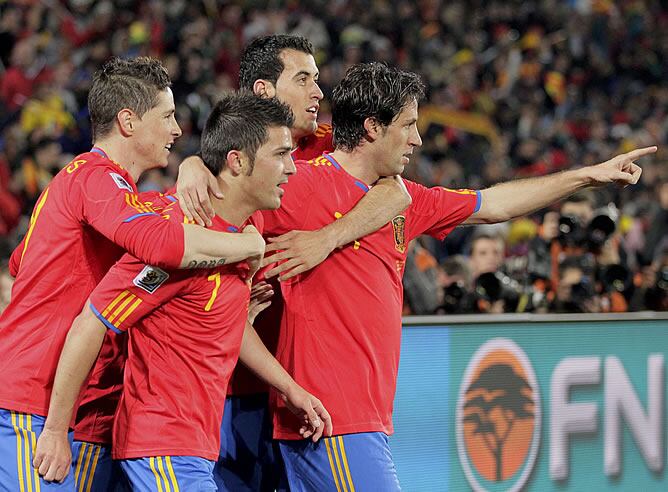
332, 62, 425, 151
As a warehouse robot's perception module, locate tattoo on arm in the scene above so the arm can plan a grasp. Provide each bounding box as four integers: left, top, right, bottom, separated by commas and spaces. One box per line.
186, 258, 227, 269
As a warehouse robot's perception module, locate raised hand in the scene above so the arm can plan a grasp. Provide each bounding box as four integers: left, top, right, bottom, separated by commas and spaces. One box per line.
587, 146, 656, 187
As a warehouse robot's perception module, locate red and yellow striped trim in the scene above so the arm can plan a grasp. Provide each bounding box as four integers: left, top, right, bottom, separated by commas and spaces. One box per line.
101, 290, 143, 330
315, 123, 332, 137
125, 193, 158, 215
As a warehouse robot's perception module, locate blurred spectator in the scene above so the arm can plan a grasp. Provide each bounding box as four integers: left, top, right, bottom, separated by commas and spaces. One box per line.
403, 239, 442, 315
0, 0, 666, 314
435, 255, 474, 314
468, 233, 506, 279
0, 262, 12, 313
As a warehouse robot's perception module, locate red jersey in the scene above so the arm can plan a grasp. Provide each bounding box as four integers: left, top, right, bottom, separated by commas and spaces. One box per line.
291, 123, 333, 162
89, 205, 262, 460
73, 191, 183, 444
263, 154, 480, 439
0, 149, 185, 418
227, 123, 334, 397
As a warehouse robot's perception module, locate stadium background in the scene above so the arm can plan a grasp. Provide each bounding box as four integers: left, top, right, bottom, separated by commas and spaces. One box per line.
0, 0, 667, 490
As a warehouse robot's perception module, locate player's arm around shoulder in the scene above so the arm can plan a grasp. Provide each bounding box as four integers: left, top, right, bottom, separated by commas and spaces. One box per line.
263, 169, 411, 280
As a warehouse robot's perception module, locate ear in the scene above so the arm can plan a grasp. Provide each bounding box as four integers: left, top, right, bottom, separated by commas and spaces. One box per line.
363, 117, 382, 141
225, 150, 244, 175
117, 108, 136, 137
253, 79, 276, 99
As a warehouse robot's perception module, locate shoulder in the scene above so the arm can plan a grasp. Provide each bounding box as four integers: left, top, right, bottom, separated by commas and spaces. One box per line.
314, 123, 332, 138
69, 153, 136, 191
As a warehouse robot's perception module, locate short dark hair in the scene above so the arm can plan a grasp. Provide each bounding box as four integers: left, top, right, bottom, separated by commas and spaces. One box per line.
201, 91, 294, 176
239, 35, 314, 90
331, 62, 425, 151
89, 57, 171, 141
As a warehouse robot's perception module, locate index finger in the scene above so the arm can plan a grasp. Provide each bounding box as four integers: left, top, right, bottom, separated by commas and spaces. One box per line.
623, 146, 657, 161
196, 186, 216, 226
265, 242, 287, 253
176, 192, 196, 224
314, 401, 333, 437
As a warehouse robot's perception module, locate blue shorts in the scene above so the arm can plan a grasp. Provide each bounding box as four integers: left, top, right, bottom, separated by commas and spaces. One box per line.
71, 441, 129, 492
279, 432, 401, 492
120, 456, 216, 491
214, 394, 285, 491
0, 408, 76, 490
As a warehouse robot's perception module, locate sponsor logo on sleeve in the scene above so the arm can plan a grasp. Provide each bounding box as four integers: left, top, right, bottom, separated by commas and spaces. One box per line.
133, 265, 169, 294
110, 172, 134, 192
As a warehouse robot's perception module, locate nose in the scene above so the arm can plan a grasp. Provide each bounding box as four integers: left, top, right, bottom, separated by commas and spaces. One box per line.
311, 80, 324, 101
284, 156, 297, 176
410, 126, 422, 148
172, 116, 182, 138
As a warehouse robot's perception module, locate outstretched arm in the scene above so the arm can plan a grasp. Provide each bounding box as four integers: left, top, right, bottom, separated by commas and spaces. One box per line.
467, 146, 655, 224
263, 175, 411, 280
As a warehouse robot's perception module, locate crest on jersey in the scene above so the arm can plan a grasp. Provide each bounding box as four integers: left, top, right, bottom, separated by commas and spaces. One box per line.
133, 265, 169, 294
392, 215, 406, 253
110, 172, 134, 192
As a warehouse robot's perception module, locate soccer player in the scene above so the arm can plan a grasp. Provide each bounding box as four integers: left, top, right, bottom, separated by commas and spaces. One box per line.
0, 57, 264, 490
259, 62, 654, 490
34, 92, 332, 490
175, 35, 412, 491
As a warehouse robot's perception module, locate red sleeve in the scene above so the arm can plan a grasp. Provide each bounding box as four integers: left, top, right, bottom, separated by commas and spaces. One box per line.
261, 161, 316, 236
404, 180, 481, 241
8, 238, 23, 278
72, 166, 185, 269
89, 256, 188, 333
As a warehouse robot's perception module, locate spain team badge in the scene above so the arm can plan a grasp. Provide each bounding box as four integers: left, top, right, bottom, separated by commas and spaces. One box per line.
392, 215, 406, 253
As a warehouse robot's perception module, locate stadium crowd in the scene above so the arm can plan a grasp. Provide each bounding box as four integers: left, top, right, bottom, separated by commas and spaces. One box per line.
0, 0, 666, 314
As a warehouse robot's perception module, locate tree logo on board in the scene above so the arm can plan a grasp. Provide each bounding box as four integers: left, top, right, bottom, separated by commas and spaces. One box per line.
457, 338, 541, 491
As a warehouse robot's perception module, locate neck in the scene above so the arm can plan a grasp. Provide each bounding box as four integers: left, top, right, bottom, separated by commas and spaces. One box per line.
210, 176, 254, 228
328, 147, 380, 185
92, 136, 146, 183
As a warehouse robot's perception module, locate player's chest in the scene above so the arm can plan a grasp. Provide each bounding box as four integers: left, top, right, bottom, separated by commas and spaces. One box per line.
171, 269, 250, 326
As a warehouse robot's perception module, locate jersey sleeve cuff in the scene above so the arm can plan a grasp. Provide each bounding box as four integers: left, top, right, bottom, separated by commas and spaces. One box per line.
89, 303, 125, 334
474, 190, 482, 213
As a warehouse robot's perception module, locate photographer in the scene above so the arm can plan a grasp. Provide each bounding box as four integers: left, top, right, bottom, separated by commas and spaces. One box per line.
434, 255, 475, 314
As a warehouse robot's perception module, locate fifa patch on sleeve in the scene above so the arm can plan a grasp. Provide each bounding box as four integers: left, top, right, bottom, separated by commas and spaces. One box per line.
110, 172, 134, 192
133, 265, 169, 294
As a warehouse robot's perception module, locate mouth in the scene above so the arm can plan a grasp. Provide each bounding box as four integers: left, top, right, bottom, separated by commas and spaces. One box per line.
306, 105, 319, 117
276, 180, 288, 195
164, 143, 173, 152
